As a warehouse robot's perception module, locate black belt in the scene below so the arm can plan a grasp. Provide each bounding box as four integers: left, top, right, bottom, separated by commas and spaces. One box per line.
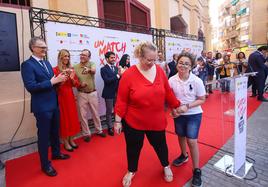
79, 89, 96, 94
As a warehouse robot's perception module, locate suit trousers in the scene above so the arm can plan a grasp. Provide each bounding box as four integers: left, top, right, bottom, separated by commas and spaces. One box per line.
122, 120, 169, 172
77, 91, 103, 136
248, 76, 257, 95
34, 109, 61, 170
256, 73, 266, 99
105, 98, 115, 129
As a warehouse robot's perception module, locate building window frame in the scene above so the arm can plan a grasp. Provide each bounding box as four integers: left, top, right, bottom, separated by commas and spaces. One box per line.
0, 0, 31, 9
97, 0, 151, 28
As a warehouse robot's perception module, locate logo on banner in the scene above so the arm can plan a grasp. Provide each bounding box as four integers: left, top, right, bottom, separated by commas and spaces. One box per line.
80, 34, 90, 38
56, 32, 68, 37
131, 38, 140, 48
57, 39, 68, 44
236, 80, 247, 134
131, 38, 140, 42
237, 96, 246, 134
94, 40, 127, 65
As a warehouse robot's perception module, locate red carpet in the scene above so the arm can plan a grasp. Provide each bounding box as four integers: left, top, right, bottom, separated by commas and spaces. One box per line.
6, 90, 261, 187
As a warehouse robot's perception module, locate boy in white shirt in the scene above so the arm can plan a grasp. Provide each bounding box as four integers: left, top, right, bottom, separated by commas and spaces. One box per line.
169, 52, 206, 187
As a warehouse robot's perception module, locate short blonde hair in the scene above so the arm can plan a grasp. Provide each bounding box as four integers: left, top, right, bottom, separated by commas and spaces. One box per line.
134, 41, 157, 58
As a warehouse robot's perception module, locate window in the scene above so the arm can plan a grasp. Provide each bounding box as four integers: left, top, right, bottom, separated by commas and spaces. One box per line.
97, 0, 150, 30
103, 0, 126, 23
130, 3, 147, 26
0, 0, 30, 6
170, 15, 187, 34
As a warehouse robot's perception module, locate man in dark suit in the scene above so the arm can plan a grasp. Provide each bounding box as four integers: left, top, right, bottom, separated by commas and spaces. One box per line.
21, 37, 70, 177
200, 50, 207, 64
100, 51, 120, 136
247, 46, 268, 102
168, 53, 179, 78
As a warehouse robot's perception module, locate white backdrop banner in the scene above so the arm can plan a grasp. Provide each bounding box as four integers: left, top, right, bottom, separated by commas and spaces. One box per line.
234, 76, 248, 173
45, 22, 152, 116
165, 37, 204, 62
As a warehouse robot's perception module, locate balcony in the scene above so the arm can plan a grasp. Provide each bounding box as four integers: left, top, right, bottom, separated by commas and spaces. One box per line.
230, 30, 239, 38
230, 7, 237, 15
223, 30, 239, 39
230, 18, 238, 26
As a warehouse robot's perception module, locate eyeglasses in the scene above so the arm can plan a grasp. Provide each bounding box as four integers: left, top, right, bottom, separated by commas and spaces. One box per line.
80, 54, 89, 57
34, 46, 47, 49
143, 57, 156, 63
177, 62, 191, 67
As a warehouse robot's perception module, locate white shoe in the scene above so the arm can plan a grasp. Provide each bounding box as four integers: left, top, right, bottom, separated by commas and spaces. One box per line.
164, 165, 173, 182
122, 171, 135, 187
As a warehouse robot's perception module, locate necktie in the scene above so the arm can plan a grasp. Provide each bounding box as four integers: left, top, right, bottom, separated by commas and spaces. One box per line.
111, 65, 115, 72
40, 60, 49, 74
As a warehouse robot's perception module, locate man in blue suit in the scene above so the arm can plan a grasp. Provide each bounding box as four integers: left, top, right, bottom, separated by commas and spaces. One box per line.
100, 51, 120, 136
21, 37, 70, 177
247, 46, 268, 102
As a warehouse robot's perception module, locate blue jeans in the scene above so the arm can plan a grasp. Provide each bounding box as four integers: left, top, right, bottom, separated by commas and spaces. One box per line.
174, 113, 202, 139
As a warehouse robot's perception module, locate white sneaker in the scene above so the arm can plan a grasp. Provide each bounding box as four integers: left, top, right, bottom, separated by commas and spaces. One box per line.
122, 171, 135, 187
164, 165, 173, 182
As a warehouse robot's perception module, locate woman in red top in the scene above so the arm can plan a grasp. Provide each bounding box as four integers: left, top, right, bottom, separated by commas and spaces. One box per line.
114, 42, 181, 187
53, 49, 82, 152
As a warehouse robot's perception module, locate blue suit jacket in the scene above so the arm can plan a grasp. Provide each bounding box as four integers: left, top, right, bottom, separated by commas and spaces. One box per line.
21, 56, 58, 113
168, 60, 177, 78
100, 64, 119, 99
247, 51, 267, 77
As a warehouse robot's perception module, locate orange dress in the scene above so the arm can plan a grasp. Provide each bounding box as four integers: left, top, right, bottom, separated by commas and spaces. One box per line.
53, 66, 81, 138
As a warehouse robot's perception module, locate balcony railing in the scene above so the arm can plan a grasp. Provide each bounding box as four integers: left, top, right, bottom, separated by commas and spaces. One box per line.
229, 30, 239, 38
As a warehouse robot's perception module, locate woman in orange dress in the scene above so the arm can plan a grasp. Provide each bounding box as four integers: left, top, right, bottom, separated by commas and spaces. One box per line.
53, 49, 82, 152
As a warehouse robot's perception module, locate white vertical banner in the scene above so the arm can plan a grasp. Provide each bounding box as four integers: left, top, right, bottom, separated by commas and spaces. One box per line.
234, 76, 248, 173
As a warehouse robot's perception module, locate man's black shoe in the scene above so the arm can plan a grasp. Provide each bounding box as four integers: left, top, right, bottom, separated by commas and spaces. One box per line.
108, 128, 114, 136
52, 153, 70, 160
258, 97, 268, 102
96, 132, 106, 137
42, 166, 57, 177
192, 168, 202, 187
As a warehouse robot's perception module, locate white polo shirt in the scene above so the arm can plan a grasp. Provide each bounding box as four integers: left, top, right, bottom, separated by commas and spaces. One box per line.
168, 72, 206, 115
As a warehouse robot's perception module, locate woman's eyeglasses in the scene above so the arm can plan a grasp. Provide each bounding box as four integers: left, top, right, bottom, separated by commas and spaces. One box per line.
144, 57, 156, 63
177, 62, 191, 67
